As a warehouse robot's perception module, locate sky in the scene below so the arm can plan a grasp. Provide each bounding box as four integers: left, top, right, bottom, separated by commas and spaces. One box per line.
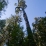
1, 0, 46, 29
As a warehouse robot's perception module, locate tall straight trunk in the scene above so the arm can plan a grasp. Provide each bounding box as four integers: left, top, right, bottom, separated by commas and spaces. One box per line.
22, 8, 37, 46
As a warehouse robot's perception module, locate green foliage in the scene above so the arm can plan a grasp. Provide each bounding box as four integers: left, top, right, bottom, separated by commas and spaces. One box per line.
0, 20, 6, 44
0, 0, 8, 14
32, 17, 46, 46
4, 15, 27, 46
18, 0, 27, 9
15, 0, 27, 14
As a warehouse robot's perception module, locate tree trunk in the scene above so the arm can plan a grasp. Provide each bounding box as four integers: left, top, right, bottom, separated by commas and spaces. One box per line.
22, 8, 37, 46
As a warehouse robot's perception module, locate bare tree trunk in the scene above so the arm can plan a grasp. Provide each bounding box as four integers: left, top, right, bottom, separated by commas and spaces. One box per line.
22, 8, 37, 46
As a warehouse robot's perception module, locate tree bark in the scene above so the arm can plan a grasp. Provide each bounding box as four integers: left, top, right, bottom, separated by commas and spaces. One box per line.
22, 8, 37, 46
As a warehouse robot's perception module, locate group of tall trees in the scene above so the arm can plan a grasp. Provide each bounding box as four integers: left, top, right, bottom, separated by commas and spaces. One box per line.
0, 0, 46, 46
32, 17, 46, 46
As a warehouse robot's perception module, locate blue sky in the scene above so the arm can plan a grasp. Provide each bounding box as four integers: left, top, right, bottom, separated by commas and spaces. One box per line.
1, 0, 46, 29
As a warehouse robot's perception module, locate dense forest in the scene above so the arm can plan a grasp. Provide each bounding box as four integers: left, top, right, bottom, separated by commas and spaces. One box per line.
0, 0, 46, 46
